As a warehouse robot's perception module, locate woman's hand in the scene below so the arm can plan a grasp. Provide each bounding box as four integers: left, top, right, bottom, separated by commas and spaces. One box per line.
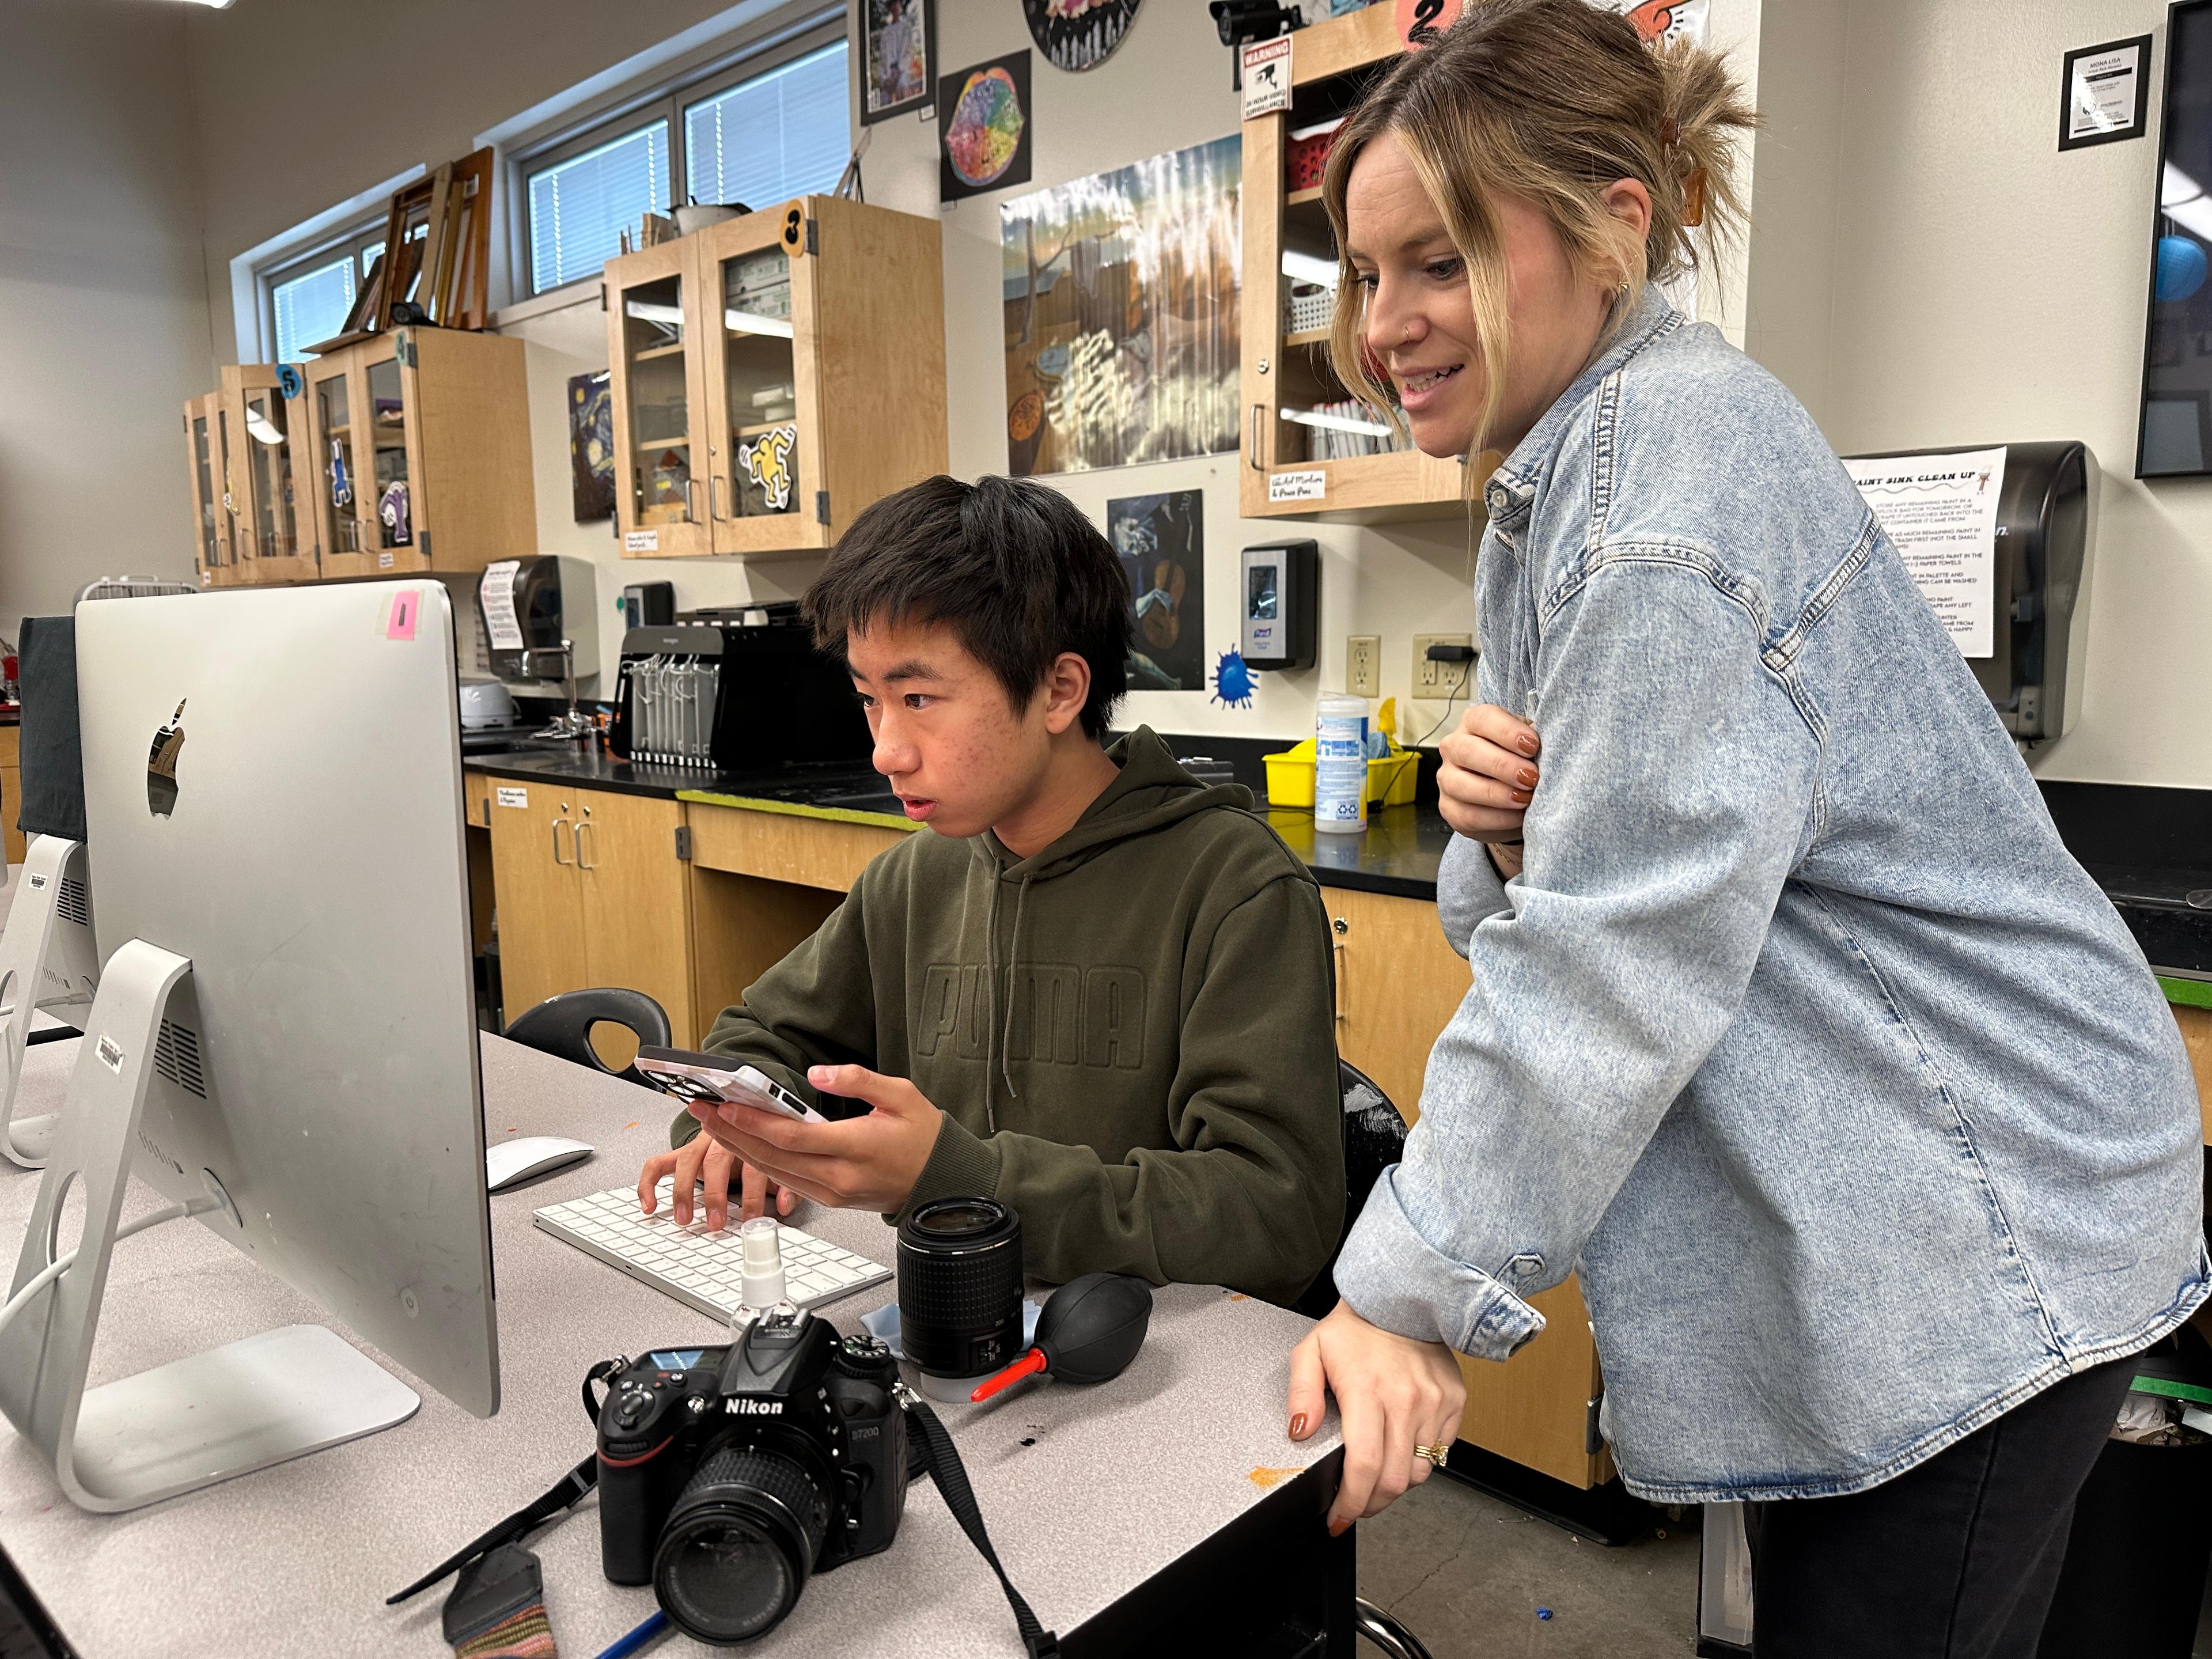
1287, 1301, 1468, 1535
1436, 704, 1540, 877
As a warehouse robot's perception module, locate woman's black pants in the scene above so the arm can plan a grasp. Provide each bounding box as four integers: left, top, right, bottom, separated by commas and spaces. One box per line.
1744, 1358, 2135, 1658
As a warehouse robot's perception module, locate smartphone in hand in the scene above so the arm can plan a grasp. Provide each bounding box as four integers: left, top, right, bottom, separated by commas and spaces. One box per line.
634, 1047, 830, 1124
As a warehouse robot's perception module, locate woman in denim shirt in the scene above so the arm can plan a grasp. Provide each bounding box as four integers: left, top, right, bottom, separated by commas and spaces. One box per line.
1282, 2, 2209, 1650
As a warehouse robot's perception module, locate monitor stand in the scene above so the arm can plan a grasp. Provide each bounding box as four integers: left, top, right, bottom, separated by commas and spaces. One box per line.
0, 835, 100, 1169
0, 940, 419, 1513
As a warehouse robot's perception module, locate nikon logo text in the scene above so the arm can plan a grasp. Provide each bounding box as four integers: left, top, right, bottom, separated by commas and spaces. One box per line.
725, 1399, 783, 1416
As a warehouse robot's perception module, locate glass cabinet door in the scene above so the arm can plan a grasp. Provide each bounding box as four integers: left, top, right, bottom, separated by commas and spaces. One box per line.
718, 246, 799, 517
695, 213, 822, 557
243, 388, 298, 563
607, 240, 711, 558
366, 353, 414, 555
312, 363, 365, 567
214, 405, 243, 571
190, 402, 223, 579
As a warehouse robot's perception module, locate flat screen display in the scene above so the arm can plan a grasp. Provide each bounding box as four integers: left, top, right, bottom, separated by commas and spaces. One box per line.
2141, 3, 2212, 476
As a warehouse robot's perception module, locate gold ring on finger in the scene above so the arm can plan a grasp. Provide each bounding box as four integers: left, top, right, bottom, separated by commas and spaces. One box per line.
1414, 1442, 1449, 1470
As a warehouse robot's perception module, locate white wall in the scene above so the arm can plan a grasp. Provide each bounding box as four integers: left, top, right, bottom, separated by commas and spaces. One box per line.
0, 1, 211, 642
501, 0, 1758, 740
1747, 0, 2212, 789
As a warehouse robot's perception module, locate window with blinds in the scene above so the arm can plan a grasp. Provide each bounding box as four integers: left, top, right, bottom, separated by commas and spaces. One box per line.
684, 40, 851, 211
528, 120, 673, 296
272, 254, 358, 363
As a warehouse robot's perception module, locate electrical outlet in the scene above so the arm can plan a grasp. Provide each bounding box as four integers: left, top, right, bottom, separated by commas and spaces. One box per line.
1346, 635, 1381, 699
1412, 633, 1474, 696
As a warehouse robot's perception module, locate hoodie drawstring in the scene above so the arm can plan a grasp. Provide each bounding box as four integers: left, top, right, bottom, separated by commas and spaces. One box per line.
999, 874, 1033, 1108
980, 870, 1003, 1133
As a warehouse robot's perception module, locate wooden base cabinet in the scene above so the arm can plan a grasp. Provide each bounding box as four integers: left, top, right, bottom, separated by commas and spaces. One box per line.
1323, 881, 1613, 1490
486, 781, 696, 1048
1, 726, 21, 868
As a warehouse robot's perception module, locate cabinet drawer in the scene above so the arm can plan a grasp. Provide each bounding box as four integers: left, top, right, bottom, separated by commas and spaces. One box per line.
687, 804, 910, 892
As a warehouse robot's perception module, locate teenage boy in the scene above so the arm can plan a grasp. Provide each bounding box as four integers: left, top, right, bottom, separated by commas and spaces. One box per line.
637, 475, 1345, 1305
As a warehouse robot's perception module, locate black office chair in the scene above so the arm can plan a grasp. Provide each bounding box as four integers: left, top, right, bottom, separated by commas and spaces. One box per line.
1293, 1062, 1437, 1659
1294, 1059, 1412, 1321
502, 987, 671, 1086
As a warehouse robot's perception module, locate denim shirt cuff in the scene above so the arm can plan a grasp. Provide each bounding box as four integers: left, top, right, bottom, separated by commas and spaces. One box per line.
1333, 1166, 1548, 1360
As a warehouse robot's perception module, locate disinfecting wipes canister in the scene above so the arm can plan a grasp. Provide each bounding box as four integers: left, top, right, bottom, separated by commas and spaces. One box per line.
1315, 694, 1369, 834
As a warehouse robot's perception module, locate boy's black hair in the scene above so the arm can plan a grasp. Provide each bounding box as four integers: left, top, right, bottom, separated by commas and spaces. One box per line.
802, 475, 1134, 740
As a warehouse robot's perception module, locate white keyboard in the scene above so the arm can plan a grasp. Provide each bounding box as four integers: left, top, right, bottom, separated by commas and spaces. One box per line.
533, 1179, 892, 1320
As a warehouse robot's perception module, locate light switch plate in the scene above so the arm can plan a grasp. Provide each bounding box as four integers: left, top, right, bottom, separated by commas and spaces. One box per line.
1346, 635, 1381, 699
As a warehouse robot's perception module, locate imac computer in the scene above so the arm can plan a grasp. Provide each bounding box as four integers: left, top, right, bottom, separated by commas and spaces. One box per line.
0, 582, 498, 1512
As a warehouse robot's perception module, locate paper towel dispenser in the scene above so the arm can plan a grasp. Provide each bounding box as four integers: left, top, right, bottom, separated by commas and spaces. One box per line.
1844, 441, 2091, 745
478, 555, 599, 691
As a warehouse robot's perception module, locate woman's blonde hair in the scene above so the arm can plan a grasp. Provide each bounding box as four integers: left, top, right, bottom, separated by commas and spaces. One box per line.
1319, 0, 1756, 456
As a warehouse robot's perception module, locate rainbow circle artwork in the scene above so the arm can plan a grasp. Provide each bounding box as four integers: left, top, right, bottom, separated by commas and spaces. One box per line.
946, 67, 1026, 188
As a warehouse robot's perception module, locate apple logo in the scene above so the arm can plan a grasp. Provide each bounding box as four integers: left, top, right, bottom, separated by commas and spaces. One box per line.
147, 700, 186, 817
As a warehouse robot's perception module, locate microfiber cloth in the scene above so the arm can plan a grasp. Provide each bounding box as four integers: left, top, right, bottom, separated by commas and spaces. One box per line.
861, 1299, 1041, 1361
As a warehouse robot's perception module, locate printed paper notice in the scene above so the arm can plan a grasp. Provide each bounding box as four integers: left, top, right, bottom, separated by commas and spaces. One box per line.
1268, 469, 1327, 503
1844, 446, 2006, 660
1241, 39, 1291, 119
479, 559, 525, 652
624, 529, 660, 554
495, 786, 528, 809
2067, 39, 2145, 145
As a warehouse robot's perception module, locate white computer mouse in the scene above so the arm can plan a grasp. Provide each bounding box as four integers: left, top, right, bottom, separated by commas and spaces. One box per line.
486, 1135, 594, 1192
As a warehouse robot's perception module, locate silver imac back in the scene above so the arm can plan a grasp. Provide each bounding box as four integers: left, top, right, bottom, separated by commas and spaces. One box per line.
0, 582, 497, 1510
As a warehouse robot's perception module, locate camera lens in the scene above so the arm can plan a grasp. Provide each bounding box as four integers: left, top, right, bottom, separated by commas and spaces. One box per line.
896, 1195, 1023, 1384
652, 1444, 831, 1644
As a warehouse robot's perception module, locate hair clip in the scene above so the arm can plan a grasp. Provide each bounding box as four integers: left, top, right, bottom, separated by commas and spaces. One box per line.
1660, 117, 1682, 149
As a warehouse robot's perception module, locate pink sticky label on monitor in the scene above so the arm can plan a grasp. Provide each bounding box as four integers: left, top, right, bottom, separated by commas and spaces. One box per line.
387, 590, 418, 641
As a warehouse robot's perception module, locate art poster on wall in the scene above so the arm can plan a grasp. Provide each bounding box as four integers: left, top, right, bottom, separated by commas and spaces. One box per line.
1606, 0, 1707, 46
568, 370, 613, 522
1001, 134, 1241, 475
1024, 0, 1142, 71
861, 0, 935, 124
1109, 490, 1206, 691
938, 51, 1033, 202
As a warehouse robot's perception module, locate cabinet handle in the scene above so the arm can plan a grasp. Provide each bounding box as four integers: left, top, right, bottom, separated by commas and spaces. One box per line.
685, 479, 703, 523
551, 817, 573, 866
1332, 940, 1347, 1024
710, 474, 729, 522
1249, 404, 1266, 472
575, 820, 597, 870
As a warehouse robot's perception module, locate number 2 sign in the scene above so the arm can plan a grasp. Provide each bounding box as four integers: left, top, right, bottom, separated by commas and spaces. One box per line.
1396, 0, 1464, 48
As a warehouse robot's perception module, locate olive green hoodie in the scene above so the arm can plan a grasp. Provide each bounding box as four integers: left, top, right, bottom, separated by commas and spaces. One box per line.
679, 727, 1345, 1304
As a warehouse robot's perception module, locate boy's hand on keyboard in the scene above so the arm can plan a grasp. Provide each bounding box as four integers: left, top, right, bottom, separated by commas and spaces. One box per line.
637, 1132, 794, 1231
691, 1064, 941, 1215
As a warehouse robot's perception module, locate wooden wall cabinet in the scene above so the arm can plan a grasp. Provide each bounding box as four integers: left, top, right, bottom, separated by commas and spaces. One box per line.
484, 782, 698, 1049
605, 196, 947, 561
1323, 881, 1612, 1490
184, 367, 317, 588
296, 327, 535, 578
1236, 6, 1475, 524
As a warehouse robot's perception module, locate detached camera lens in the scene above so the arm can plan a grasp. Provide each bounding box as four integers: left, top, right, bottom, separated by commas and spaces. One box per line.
897, 1195, 1024, 1387
652, 1445, 831, 1644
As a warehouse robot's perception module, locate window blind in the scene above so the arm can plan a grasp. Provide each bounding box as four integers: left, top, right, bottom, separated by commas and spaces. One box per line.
684, 41, 851, 211
528, 120, 672, 294
272, 255, 357, 362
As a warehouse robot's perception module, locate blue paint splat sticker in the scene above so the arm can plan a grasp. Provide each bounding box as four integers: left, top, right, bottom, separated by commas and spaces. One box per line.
1211, 649, 1255, 709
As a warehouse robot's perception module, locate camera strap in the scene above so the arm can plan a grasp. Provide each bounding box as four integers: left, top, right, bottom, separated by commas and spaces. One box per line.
385, 1361, 624, 1606
904, 1396, 1060, 1658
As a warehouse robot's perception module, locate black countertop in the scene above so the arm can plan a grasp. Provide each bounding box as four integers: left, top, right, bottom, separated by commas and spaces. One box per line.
463, 744, 1449, 900
462, 748, 2212, 981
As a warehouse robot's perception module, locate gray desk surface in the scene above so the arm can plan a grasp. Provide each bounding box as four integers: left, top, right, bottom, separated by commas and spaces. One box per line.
0, 1034, 1340, 1657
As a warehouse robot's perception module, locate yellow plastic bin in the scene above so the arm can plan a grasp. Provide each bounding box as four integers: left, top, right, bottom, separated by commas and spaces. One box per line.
1264, 700, 1419, 809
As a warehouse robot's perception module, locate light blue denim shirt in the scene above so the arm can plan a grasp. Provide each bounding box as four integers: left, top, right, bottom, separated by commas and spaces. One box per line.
1332, 290, 2209, 1504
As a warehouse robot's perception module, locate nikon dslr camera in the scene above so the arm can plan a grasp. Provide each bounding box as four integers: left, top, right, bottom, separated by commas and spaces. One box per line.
596, 1307, 910, 1644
